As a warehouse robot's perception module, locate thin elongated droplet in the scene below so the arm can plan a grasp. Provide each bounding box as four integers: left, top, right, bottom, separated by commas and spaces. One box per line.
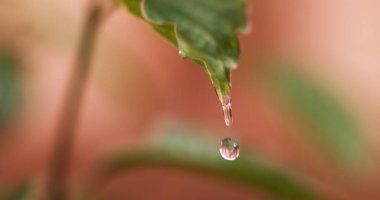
220, 137, 240, 160
222, 95, 233, 127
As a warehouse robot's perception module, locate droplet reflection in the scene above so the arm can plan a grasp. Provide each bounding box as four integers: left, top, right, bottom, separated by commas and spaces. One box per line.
219, 137, 240, 160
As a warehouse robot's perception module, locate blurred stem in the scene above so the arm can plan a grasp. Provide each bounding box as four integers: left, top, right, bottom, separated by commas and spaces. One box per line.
47, 3, 101, 200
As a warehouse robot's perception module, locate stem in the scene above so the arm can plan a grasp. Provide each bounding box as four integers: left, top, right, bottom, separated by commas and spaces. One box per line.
47, 4, 101, 200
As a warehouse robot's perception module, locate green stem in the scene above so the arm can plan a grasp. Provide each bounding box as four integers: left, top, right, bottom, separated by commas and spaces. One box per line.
47, 4, 101, 200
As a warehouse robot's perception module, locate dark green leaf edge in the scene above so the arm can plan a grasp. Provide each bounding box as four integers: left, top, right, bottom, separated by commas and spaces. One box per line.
122, 0, 248, 102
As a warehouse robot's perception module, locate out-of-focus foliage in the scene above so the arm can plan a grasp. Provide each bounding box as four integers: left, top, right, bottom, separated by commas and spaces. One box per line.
121, 0, 247, 102
0, 183, 30, 200
0, 50, 22, 132
267, 61, 368, 171
104, 121, 325, 200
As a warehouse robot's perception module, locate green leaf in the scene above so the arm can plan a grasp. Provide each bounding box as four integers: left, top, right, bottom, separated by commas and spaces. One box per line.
122, 0, 247, 102
267, 62, 369, 171
123, 0, 144, 18
104, 122, 325, 200
0, 50, 22, 132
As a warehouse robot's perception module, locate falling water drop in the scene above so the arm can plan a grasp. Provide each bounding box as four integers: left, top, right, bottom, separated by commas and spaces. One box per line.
219, 137, 240, 160
221, 95, 233, 127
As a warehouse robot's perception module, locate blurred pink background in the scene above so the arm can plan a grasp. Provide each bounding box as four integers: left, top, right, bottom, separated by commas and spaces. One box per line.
0, 0, 380, 199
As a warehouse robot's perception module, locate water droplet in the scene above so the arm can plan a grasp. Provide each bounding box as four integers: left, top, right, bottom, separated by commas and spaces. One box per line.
220, 137, 240, 161
222, 95, 233, 126
179, 50, 185, 58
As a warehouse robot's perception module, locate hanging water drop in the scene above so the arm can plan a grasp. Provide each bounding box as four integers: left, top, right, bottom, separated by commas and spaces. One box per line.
221, 95, 233, 126
178, 50, 185, 58
215, 78, 238, 160
220, 137, 240, 160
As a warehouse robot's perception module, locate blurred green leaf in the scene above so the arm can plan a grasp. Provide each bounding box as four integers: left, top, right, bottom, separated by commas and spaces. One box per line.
0, 183, 30, 200
267, 62, 368, 170
104, 122, 325, 200
121, 0, 247, 101
0, 50, 22, 132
